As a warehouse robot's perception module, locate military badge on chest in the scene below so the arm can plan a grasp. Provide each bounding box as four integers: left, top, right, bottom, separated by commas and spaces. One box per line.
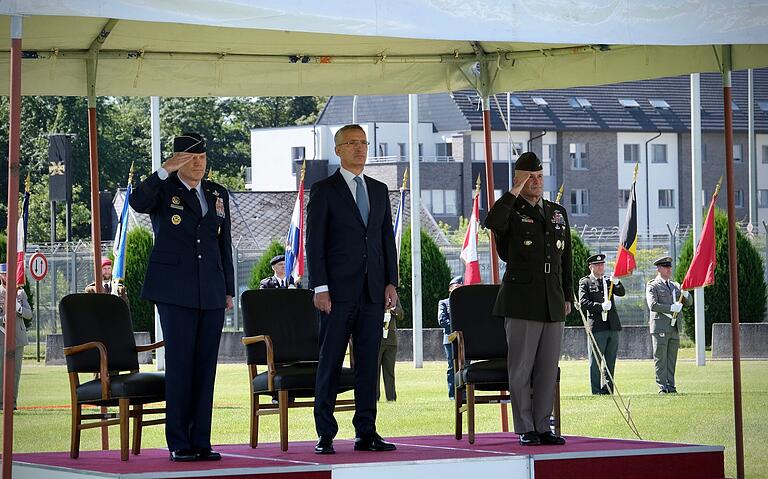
170, 195, 184, 211
551, 210, 566, 232
215, 197, 226, 218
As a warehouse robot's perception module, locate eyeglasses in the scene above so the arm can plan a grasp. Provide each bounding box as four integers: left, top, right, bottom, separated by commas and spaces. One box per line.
337, 140, 370, 147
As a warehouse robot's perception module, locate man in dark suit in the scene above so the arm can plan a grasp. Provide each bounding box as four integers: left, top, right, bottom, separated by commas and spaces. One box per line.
306, 124, 399, 455
129, 133, 234, 462
578, 254, 625, 395
485, 152, 572, 447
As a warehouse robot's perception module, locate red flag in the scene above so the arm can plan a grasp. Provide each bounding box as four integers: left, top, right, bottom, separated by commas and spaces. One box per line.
460, 189, 481, 285
682, 189, 718, 290
16, 186, 30, 286
614, 178, 638, 278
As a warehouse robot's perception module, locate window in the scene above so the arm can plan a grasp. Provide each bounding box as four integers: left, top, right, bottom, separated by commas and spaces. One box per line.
291, 146, 305, 160
733, 144, 743, 163
422, 190, 458, 215
624, 144, 640, 163
652, 144, 668, 164
758, 100, 768, 112
618, 189, 631, 208
398, 143, 407, 159
418, 143, 424, 158
568, 97, 592, 109
445, 190, 457, 214
763, 145, 768, 164
571, 189, 589, 215
735, 190, 744, 208
542, 144, 556, 176
532, 96, 548, 107
570, 143, 588, 170
618, 98, 640, 108
650, 99, 670, 109
509, 96, 524, 108
378, 143, 388, 157
658, 189, 675, 208
435, 142, 452, 158
758, 189, 768, 208
702, 143, 707, 162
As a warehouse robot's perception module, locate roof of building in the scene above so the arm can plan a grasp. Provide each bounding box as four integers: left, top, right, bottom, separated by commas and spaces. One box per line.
113, 188, 450, 250
318, 69, 768, 133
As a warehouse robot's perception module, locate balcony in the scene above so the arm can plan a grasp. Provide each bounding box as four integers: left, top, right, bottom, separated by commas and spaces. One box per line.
367, 155, 455, 164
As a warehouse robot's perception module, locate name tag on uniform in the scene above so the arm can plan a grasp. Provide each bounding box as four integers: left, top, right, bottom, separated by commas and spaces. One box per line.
216, 197, 226, 218
170, 203, 184, 210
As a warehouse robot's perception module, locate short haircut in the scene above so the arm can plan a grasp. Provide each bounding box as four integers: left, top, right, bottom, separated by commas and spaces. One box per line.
334, 124, 365, 146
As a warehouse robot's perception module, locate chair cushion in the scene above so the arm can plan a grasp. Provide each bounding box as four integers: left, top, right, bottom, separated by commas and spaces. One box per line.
252, 362, 354, 396
458, 359, 508, 391
76, 372, 165, 406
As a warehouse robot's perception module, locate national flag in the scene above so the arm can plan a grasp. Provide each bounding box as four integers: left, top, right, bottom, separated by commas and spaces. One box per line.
682, 183, 720, 290
614, 168, 638, 278
16, 175, 30, 286
112, 182, 131, 292
460, 180, 482, 285
285, 162, 306, 282
393, 186, 406, 258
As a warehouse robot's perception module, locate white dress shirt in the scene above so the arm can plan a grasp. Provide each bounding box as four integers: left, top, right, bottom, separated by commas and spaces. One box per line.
157, 167, 208, 216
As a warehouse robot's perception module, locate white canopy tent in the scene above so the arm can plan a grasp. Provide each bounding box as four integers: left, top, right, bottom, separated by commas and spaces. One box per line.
2, 2, 767, 477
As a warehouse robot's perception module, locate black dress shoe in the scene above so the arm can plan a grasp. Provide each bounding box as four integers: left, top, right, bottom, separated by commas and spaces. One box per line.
518, 431, 541, 446
538, 431, 566, 445
314, 436, 335, 455
169, 449, 197, 462
354, 433, 396, 451
196, 448, 222, 461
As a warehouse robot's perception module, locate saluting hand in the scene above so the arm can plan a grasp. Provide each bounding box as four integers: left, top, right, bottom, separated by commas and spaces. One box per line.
510, 171, 531, 196
161, 152, 196, 173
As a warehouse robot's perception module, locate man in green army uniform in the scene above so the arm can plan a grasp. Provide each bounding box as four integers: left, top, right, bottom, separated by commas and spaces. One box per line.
485, 152, 572, 447
578, 254, 625, 395
646, 256, 692, 394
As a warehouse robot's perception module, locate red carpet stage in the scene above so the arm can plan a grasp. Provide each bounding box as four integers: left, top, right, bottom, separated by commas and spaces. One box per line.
11, 433, 724, 479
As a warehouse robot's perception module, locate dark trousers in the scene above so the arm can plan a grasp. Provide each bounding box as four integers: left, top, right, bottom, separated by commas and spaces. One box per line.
314, 295, 383, 439
589, 329, 620, 394
377, 342, 397, 401
156, 303, 224, 452
443, 344, 455, 398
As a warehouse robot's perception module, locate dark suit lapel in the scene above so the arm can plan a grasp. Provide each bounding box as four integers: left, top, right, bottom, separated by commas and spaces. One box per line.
331, 170, 365, 226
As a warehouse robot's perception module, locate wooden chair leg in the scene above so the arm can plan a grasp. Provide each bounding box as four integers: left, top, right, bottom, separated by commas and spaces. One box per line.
132, 404, 143, 455
454, 386, 462, 440
119, 399, 129, 461
100, 405, 110, 450
467, 385, 476, 444
278, 390, 289, 452
70, 403, 82, 459
250, 393, 260, 448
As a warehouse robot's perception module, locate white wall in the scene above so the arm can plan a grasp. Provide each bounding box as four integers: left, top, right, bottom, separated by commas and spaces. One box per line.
469, 130, 532, 162
616, 132, 680, 235
250, 125, 319, 191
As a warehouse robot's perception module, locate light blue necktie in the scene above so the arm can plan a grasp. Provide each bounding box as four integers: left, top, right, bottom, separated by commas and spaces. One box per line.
353, 176, 369, 225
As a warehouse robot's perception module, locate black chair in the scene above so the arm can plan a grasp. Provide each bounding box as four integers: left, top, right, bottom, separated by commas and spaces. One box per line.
60, 293, 165, 461
448, 284, 561, 443
241, 289, 355, 451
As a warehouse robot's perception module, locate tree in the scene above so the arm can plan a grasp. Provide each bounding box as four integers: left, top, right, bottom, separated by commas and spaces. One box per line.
248, 241, 285, 290
566, 230, 592, 326
675, 209, 767, 346
398, 226, 452, 328
124, 228, 154, 338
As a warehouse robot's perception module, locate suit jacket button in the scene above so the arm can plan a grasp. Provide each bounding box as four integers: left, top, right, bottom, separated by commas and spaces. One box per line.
197, 239, 201, 243
198, 254, 202, 259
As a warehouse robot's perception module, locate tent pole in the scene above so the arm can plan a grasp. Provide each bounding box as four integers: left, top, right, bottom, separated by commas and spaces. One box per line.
690, 73, 706, 366
721, 45, 745, 479
2, 15, 23, 479
408, 94, 423, 368
150, 96, 165, 371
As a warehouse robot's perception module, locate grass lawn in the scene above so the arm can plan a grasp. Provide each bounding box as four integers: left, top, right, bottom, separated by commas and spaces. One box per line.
6, 350, 767, 478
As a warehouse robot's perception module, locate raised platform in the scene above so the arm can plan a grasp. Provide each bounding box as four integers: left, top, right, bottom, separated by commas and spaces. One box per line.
12, 433, 725, 479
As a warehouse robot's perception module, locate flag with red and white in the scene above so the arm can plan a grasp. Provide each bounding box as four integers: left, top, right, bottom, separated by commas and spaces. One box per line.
460, 186, 482, 285
16, 181, 30, 286
284, 163, 306, 282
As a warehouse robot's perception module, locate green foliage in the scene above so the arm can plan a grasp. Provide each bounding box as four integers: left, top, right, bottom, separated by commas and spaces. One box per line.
397, 226, 452, 328
675, 209, 767, 346
248, 241, 286, 290
437, 217, 490, 247
208, 167, 246, 191
124, 228, 154, 338
566, 229, 592, 326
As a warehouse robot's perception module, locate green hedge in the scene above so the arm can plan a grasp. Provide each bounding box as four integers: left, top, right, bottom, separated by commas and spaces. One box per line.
124, 227, 154, 339
248, 240, 285, 290
566, 229, 592, 326
398, 226, 452, 328
674, 209, 767, 346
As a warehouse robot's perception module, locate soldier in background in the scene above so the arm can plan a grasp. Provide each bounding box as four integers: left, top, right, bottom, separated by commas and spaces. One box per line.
437, 276, 463, 399
259, 255, 298, 289
377, 297, 402, 402
0, 263, 32, 411
85, 258, 128, 305
578, 254, 625, 395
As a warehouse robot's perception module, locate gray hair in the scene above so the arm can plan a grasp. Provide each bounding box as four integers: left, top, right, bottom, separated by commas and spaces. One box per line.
334, 124, 365, 146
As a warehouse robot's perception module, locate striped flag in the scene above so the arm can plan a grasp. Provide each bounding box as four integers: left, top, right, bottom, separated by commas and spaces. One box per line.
112, 184, 131, 292
393, 170, 408, 258
614, 166, 638, 278
285, 161, 306, 282
16, 175, 30, 286
460, 178, 482, 285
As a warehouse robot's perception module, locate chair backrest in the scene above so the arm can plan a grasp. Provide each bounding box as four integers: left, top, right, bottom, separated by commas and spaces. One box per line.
59, 293, 139, 373
241, 289, 319, 365
449, 284, 507, 360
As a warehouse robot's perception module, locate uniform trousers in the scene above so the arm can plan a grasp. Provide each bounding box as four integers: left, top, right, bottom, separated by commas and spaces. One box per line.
589, 329, 619, 394
652, 331, 679, 392
156, 303, 224, 451
314, 293, 383, 439
504, 318, 563, 434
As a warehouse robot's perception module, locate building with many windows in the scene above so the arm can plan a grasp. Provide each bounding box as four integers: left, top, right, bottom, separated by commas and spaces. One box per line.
249, 69, 768, 234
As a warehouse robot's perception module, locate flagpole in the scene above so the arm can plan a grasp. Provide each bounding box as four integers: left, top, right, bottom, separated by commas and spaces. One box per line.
554, 184, 564, 204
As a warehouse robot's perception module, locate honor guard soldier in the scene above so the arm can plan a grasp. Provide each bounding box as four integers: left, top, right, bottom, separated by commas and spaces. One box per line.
485, 152, 572, 447
646, 256, 692, 394
85, 258, 129, 305
578, 254, 625, 395
259, 254, 297, 289
129, 133, 234, 462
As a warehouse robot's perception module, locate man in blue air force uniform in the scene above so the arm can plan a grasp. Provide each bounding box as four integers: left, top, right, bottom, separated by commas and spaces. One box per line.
129, 133, 234, 462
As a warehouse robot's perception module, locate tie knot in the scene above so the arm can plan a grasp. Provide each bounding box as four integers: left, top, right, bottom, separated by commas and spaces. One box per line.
354, 176, 363, 185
